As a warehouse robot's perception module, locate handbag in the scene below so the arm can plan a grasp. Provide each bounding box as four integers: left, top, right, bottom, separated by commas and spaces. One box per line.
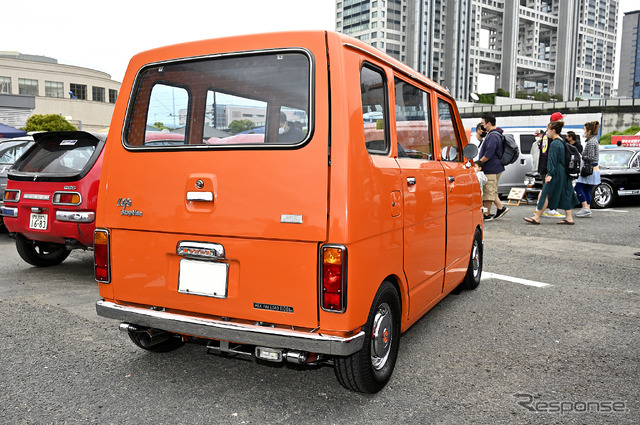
581, 160, 593, 177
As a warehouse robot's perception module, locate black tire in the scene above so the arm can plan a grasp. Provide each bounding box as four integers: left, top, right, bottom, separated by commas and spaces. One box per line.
128, 330, 185, 353
591, 181, 615, 209
335, 281, 401, 393
460, 228, 483, 290
15, 236, 70, 267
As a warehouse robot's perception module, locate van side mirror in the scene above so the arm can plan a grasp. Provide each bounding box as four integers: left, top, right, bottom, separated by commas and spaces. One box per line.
463, 144, 478, 160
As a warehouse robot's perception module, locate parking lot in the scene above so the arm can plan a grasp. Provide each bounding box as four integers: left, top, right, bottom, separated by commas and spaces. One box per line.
0, 202, 638, 424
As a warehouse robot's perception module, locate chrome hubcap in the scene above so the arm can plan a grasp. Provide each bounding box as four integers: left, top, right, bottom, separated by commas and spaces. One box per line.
471, 241, 480, 278
594, 185, 611, 207
371, 302, 393, 370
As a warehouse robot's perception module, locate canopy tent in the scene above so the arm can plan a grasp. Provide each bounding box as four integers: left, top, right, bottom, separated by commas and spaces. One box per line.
0, 123, 27, 140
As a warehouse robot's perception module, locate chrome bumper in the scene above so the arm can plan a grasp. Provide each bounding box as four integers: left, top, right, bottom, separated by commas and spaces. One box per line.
96, 300, 364, 356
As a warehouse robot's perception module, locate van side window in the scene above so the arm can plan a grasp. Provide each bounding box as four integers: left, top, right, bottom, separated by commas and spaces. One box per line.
394, 77, 432, 160
519, 134, 535, 155
437, 99, 461, 162
360, 64, 388, 154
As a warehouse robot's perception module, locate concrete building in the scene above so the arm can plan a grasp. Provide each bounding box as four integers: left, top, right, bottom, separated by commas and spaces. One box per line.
336, 0, 619, 102
617, 10, 640, 98
0, 52, 120, 131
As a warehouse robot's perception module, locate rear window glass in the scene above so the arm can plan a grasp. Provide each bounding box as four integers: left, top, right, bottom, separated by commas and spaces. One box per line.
16, 138, 97, 174
125, 50, 311, 148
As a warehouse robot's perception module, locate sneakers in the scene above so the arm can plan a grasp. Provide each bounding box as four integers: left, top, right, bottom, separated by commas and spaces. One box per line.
575, 208, 592, 218
483, 214, 495, 222
494, 206, 509, 219
542, 209, 565, 218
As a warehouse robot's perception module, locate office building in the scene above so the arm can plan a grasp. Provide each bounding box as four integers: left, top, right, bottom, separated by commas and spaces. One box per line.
617, 10, 640, 98
0, 52, 120, 130
336, 0, 619, 102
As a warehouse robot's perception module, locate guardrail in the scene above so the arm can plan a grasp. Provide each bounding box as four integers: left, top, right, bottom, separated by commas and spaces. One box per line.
459, 98, 640, 117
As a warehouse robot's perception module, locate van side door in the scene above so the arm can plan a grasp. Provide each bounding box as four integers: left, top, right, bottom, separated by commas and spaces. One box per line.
435, 96, 476, 293
393, 77, 447, 321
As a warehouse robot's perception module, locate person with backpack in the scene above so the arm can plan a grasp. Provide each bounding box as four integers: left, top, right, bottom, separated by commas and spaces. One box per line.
477, 113, 509, 221
524, 120, 580, 225
574, 121, 601, 218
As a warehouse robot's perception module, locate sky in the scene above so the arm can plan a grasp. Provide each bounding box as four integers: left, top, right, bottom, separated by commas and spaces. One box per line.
3, 0, 638, 87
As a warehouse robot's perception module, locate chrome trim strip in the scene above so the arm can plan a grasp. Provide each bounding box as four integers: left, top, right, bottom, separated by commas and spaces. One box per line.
96, 300, 364, 356
618, 189, 640, 196
23, 193, 50, 200
56, 210, 95, 223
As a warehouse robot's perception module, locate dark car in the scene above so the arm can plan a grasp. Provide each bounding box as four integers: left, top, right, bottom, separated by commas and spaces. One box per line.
1, 131, 105, 266
0, 136, 35, 229
594, 147, 640, 208
524, 146, 640, 209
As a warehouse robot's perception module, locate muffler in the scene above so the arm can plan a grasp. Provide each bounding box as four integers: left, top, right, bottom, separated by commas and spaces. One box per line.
119, 323, 172, 348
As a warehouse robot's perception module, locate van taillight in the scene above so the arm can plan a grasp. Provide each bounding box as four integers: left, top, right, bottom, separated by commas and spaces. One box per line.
321, 245, 347, 312
3, 189, 20, 202
53, 192, 81, 205
94, 229, 110, 283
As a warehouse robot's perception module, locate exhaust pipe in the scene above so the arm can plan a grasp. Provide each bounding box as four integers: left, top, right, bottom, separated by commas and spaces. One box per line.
119, 323, 172, 348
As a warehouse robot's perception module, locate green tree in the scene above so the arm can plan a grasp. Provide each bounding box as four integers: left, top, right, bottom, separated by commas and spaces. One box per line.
153, 122, 170, 131
477, 93, 495, 104
21, 114, 77, 132
228, 119, 255, 134
496, 88, 510, 97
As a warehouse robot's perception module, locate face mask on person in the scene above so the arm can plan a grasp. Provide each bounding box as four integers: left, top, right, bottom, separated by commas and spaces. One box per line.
279, 127, 286, 135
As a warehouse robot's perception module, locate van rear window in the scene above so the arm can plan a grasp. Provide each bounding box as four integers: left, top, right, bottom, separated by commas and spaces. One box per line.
125, 51, 311, 148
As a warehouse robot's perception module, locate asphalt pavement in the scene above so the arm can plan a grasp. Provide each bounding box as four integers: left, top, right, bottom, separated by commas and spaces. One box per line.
0, 202, 638, 424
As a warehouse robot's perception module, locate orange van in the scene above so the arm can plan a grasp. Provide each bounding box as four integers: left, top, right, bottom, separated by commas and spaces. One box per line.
94, 31, 483, 393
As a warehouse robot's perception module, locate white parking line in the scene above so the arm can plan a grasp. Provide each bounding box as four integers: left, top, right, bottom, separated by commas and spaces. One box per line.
482, 272, 551, 288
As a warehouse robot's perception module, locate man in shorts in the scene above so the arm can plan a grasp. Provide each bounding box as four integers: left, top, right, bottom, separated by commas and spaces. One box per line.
477, 113, 509, 221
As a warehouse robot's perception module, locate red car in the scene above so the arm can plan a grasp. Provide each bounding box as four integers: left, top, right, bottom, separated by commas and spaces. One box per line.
1, 131, 105, 266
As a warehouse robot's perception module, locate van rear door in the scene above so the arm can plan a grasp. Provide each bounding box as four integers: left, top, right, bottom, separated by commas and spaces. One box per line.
100, 46, 328, 328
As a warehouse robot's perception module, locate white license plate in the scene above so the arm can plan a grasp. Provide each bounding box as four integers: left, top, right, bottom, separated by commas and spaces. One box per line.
29, 213, 48, 230
178, 259, 228, 298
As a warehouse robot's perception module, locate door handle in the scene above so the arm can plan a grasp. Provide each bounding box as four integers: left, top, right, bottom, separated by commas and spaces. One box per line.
186, 191, 214, 202
407, 177, 417, 186
448, 176, 455, 183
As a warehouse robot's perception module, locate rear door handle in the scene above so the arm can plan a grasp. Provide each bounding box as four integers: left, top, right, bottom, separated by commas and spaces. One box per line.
448, 176, 455, 183
407, 177, 417, 186
186, 191, 214, 202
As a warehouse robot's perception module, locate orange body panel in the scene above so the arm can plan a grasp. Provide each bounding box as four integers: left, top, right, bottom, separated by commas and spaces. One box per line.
97, 31, 482, 347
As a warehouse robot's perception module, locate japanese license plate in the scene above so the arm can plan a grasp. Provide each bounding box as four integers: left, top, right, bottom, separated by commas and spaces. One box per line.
178, 259, 228, 298
29, 213, 48, 230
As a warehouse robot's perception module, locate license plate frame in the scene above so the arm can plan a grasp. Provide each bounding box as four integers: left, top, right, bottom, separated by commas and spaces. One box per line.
29, 213, 48, 230
178, 259, 228, 298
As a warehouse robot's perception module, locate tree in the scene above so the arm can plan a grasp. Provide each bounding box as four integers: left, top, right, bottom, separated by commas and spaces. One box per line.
22, 114, 77, 132
496, 88, 510, 97
153, 122, 170, 131
228, 119, 255, 134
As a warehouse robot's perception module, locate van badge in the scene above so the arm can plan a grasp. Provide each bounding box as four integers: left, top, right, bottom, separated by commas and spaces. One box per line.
253, 303, 294, 313
117, 197, 143, 217
281, 214, 303, 224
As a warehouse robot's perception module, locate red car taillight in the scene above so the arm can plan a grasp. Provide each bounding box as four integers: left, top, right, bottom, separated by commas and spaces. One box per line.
53, 191, 81, 205
321, 245, 347, 312
3, 189, 20, 202
94, 229, 110, 283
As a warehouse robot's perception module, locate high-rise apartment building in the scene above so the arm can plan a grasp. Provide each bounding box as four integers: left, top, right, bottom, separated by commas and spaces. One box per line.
617, 10, 640, 98
336, 0, 619, 102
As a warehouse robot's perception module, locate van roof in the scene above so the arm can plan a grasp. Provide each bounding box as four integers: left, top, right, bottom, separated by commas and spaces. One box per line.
125, 31, 450, 98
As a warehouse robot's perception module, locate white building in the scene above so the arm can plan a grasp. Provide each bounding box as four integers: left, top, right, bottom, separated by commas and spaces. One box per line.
0, 52, 120, 131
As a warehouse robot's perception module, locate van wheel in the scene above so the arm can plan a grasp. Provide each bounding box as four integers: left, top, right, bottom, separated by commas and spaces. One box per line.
127, 330, 185, 353
15, 236, 70, 267
335, 281, 401, 393
460, 229, 482, 290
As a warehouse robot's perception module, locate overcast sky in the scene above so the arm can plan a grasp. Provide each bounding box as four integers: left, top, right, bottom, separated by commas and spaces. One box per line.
3, 0, 638, 87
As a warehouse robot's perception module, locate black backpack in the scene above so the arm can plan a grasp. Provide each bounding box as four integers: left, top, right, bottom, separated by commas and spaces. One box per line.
563, 141, 581, 179
500, 133, 520, 165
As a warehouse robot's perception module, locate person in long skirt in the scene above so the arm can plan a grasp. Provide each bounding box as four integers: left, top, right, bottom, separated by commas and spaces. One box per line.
524, 120, 580, 225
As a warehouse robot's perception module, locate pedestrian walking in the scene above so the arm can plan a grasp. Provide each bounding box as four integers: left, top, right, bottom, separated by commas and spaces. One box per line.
575, 121, 601, 218
524, 120, 580, 225
477, 113, 509, 221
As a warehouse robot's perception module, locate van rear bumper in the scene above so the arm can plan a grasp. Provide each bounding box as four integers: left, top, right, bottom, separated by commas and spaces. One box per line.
96, 300, 364, 356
